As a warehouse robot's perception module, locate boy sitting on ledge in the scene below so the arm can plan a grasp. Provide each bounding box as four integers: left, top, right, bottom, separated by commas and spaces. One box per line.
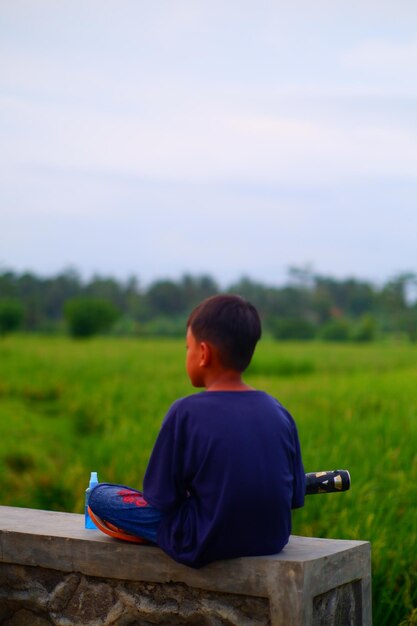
88, 294, 305, 568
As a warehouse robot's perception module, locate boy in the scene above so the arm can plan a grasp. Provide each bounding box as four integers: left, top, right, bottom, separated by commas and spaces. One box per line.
88, 294, 305, 568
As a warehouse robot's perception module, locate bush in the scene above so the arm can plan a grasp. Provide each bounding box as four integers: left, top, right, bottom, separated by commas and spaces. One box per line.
0, 298, 24, 335
351, 314, 377, 342
270, 317, 316, 341
319, 318, 351, 342
64, 297, 119, 338
140, 315, 187, 337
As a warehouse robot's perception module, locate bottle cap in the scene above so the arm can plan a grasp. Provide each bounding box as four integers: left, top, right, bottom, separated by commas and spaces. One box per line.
89, 471, 99, 488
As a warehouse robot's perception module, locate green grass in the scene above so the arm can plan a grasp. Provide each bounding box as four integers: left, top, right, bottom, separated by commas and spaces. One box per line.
0, 335, 416, 625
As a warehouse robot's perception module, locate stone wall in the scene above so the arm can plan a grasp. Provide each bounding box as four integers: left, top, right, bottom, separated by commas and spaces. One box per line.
0, 506, 372, 625
0, 563, 270, 626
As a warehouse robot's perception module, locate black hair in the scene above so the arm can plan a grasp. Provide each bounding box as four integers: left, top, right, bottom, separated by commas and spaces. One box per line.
187, 294, 262, 372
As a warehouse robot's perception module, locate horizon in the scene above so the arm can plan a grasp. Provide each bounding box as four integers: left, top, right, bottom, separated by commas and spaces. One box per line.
1, 262, 416, 295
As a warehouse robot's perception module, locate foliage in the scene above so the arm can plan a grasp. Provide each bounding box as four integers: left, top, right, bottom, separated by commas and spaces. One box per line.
139, 315, 187, 337
351, 314, 377, 342
1, 266, 417, 340
64, 297, 119, 338
0, 298, 24, 335
0, 337, 416, 625
269, 317, 316, 341
147, 280, 187, 316
319, 317, 352, 342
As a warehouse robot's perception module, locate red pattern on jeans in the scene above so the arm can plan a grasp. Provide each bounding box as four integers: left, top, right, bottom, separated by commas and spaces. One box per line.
117, 489, 149, 507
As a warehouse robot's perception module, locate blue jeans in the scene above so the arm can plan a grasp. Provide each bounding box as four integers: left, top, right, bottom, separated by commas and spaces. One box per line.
88, 483, 162, 543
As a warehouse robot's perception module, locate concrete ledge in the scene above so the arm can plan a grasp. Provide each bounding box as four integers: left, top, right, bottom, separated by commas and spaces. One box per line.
0, 505, 371, 625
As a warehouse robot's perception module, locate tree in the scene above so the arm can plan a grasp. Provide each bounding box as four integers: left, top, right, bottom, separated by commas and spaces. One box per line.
312, 276, 376, 319
378, 272, 417, 335
180, 274, 219, 310
270, 317, 316, 341
147, 280, 187, 316
43, 268, 82, 321
0, 298, 24, 335
319, 318, 351, 342
351, 314, 377, 342
16, 272, 44, 330
64, 298, 119, 338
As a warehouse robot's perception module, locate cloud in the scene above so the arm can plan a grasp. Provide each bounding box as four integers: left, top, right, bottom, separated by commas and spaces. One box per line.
1, 1, 417, 285
343, 39, 417, 75
2, 6, 417, 190
4, 98, 416, 188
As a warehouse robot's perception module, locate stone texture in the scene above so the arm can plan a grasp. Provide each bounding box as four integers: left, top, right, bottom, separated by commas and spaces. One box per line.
313, 581, 362, 626
0, 563, 270, 626
2, 609, 53, 626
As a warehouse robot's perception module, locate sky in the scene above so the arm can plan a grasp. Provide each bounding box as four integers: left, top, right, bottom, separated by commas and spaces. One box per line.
1, 1, 417, 288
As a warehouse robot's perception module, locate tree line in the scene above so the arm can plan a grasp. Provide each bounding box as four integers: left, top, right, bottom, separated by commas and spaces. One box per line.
0, 267, 416, 341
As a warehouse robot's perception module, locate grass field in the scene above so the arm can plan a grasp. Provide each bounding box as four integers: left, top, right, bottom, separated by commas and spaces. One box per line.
0, 335, 416, 625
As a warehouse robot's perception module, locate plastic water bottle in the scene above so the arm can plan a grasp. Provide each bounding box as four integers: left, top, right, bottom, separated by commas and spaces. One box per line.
85, 471, 99, 529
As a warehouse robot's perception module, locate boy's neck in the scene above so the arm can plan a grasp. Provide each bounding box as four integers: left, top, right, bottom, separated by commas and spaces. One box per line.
204, 370, 254, 392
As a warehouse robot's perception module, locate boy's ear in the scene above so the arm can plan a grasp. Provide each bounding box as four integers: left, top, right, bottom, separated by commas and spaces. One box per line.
199, 341, 212, 367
